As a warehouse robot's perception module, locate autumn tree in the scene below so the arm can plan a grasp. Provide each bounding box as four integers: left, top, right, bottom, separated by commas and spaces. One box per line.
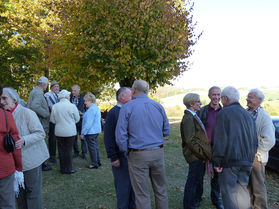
0, 0, 64, 98
56, 0, 197, 89
0, 0, 41, 98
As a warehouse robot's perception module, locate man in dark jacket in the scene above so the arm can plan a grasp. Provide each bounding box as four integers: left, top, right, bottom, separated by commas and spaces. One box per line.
196, 86, 223, 209
213, 86, 258, 209
70, 84, 87, 158
103, 87, 135, 209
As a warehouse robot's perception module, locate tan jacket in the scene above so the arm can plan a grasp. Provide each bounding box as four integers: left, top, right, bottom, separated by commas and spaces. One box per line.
180, 110, 212, 163
13, 104, 49, 171
255, 107, 275, 163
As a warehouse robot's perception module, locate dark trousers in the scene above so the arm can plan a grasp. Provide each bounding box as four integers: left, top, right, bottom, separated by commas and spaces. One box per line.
73, 125, 87, 155
85, 134, 101, 167
219, 166, 251, 209
184, 160, 205, 209
17, 165, 42, 209
210, 169, 222, 205
57, 136, 75, 173
112, 155, 136, 209
48, 122, 56, 160
0, 173, 15, 209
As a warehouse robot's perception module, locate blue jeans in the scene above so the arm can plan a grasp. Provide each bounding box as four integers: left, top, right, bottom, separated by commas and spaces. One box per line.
184, 160, 205, 209
112, 155, 136, 209
219, 166, 252, 209
85, 134, 101, 167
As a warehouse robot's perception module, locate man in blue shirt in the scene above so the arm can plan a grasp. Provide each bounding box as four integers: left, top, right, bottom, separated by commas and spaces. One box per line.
116, 80, 170, 209
104, 87, 136, 209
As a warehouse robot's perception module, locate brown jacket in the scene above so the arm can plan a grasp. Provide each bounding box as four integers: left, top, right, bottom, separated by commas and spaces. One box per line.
180, 110, 212, 163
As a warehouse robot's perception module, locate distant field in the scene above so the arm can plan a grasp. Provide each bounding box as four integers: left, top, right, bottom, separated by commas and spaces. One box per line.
155, 87, 279, 118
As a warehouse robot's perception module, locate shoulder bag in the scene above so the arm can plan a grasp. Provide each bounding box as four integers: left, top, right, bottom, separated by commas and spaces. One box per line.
3, 110, 15, 153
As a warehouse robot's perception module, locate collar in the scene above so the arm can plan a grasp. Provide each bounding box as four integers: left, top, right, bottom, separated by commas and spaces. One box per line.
208, 103, 222, 111
134, 94, 148, 99
10, 104, 18, 113
117, 103, 122, 107
186, 108, 196, 116
247, 105, 262, 113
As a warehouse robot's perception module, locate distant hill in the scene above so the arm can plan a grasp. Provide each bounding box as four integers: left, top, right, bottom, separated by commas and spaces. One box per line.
154, 86, 279, 118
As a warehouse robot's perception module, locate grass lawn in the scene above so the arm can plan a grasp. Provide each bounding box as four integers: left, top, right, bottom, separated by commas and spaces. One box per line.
42, 122, 279, 209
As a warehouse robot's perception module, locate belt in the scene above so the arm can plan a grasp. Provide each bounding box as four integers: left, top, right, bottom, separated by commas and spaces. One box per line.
129, 144, 164, 152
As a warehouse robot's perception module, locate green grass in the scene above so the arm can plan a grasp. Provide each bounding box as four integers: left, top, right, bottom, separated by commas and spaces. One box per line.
42, 124, 279, 209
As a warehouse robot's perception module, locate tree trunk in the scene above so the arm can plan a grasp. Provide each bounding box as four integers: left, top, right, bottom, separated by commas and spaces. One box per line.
119, 77, 135, 88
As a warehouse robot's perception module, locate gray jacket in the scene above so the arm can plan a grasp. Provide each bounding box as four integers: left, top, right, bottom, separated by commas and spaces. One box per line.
213, 102, 258, 168
27, 86, 50, 133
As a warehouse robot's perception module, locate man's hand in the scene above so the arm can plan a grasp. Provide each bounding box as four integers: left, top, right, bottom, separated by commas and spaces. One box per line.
80, 134, 84, 140
214, 166, 223, 173
111, 160, 120, 168
16, 138, 25, 149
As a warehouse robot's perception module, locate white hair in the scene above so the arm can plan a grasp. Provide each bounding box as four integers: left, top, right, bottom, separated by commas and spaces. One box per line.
2, 88, 20, 104
221, 86, 240, 103
249, 88, 264, 103
37, 76, 49, 86
132, 80, 149, 94
72, 84, 81, 91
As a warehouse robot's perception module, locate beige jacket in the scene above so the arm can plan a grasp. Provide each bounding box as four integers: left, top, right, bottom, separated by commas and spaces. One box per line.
50, 98, 80, 137
255, 107, 275, 163
13, 104, 49, 171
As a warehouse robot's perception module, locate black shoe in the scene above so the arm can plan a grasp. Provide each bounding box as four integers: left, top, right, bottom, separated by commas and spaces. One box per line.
42, 163, 52, 171
73, 153, 79, 158
98, 162, 102, 167
61, 169, 77, 174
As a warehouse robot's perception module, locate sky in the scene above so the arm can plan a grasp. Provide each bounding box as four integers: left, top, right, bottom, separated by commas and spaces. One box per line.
174, 0, 279, 89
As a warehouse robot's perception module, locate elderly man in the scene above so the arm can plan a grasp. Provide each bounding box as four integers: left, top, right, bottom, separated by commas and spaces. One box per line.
104, 87, 136, 209
27, 76, 51, 171
196, 86, 223, 209
246, 88, 275, 209
213, 86, 258, 209
70, 84, 87, 159
44, 80, 60, 163
116, 80, 169, 209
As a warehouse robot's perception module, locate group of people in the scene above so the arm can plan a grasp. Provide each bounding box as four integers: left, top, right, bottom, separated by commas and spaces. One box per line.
181, 86, 275, 209
0, 76, 102, 209
0, 77, 276, 209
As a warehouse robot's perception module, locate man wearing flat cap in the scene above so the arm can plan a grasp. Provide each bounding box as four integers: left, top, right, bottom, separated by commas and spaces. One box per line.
45, 80, 60, 163
27, 76, 52, 171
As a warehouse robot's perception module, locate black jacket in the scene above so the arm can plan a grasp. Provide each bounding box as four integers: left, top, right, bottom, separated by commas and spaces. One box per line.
70, 94, 86, 128
196, 104, 222, 125
213, 102, 258, 168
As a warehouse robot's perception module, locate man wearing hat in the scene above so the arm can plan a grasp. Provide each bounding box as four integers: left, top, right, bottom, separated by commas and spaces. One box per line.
27, 76, 52, 171
45, 80, 60, 163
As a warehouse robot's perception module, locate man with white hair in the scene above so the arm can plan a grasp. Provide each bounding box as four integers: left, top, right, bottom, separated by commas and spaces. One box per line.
70, 84, 87, 159
27, 76, 52, 171
246, 88, 275, 209
213, 86, 258, 209
116, 80, 169, 209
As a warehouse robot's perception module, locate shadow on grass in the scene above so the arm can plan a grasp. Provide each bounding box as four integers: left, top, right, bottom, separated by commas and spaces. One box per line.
42, 124, 279, 209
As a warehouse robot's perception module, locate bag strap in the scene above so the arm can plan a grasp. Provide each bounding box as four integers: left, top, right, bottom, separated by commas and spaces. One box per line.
3, 109, 9, 134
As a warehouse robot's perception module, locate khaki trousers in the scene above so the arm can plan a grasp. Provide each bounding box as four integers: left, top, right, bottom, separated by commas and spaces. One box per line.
248, 157, 268, 209
128, 148, 168, 209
